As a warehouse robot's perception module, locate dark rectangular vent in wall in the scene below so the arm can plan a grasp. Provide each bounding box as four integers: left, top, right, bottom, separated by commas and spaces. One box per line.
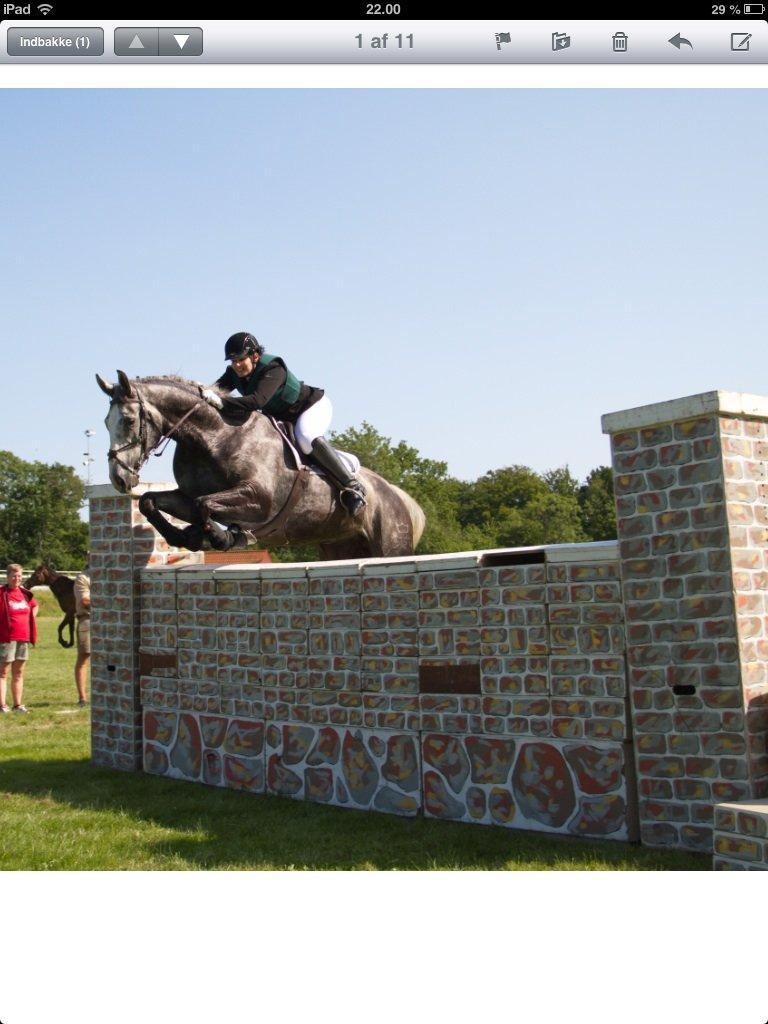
479, 549, 545, 567
138, 651, 178, 675
419, 662, 481, 695
672, 684, 696, 697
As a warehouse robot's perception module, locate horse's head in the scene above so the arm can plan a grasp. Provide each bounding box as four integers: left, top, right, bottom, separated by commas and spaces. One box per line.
96, 370, 163, 493
25, 564, 51, 589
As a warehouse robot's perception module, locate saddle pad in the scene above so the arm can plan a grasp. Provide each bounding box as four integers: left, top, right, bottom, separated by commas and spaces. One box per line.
267, 417, 360, 477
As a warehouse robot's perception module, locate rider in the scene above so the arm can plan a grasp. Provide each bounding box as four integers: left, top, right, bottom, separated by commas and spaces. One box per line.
201, 332, 367, 517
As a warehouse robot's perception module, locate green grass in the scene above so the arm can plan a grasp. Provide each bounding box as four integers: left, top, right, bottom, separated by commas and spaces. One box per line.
0, 607, 709, 870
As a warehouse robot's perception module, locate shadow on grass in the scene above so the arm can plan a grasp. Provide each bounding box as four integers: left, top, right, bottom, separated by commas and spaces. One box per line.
0, 756, 709, 871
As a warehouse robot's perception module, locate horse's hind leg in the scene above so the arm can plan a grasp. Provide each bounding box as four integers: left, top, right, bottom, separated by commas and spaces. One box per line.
138, 489, 207, 551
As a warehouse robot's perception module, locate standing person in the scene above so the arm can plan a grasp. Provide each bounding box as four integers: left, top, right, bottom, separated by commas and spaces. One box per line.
201, 331, 367, 516
0, 563, 38, 714
73, 570, 90, 707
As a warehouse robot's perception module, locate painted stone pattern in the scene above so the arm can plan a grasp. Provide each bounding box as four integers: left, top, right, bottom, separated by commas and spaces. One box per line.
88, 485, 202, 771
713, 800, 768, 870
266, 722, 420, 815
604, 395, 768, 853
144, 709, 265, 792
546, 561, 627, 743
423, 732, 630, 838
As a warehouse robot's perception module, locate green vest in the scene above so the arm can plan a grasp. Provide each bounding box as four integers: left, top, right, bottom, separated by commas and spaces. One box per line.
241, 353, 302, 417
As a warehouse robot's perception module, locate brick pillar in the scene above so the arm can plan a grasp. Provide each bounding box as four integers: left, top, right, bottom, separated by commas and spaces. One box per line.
603, 391, 768, 851
87, 482, 202, 771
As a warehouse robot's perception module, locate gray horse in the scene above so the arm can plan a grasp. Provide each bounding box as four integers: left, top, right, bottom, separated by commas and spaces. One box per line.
97, 371, 425, 559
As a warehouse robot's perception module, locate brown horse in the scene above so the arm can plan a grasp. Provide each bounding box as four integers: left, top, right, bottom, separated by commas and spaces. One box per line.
97, 371, 426, 558
25, 564, 76, 648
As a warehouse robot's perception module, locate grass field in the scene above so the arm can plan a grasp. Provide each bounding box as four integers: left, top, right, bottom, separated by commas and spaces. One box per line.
0, 594, 709, 870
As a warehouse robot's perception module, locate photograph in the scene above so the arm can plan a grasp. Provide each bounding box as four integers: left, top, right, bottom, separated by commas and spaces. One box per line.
1, 84, 767, 882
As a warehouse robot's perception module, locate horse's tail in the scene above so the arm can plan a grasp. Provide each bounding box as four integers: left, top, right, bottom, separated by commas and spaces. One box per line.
392, 485, 426, 549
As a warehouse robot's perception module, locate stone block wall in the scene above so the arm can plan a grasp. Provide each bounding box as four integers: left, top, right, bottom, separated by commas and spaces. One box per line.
86, 390, 768, 860
603, 391, 768, 854
87, 483, 203, 771
125, 545, 635, 841
713, 800, 768, 869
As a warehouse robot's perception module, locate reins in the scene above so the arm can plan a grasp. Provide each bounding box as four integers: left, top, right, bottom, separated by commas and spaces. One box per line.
151, 400, 203, 457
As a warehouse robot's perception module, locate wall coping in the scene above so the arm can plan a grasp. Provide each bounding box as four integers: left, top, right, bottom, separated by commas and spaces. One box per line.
716, 799, 768, 817
86, 481, 176, 499
601, 391, 768, 434
139, 540, 619, 577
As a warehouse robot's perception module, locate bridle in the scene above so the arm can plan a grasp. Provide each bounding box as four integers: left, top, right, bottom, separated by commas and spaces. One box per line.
107, 383, 203, 476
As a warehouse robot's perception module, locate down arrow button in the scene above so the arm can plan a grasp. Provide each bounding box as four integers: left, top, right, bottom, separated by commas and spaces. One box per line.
158, 28, 203, 57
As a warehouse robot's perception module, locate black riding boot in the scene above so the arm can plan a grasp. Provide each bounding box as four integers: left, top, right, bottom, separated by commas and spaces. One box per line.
311, 437, 367, 517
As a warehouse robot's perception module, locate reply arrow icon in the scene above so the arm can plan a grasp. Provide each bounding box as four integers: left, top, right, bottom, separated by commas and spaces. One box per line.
668, 32, 693, 49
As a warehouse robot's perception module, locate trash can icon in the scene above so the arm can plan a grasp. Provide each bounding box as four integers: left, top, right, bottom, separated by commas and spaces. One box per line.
612, 32, 628, 52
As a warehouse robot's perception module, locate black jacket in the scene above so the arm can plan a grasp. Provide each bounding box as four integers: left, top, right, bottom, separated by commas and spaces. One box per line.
214, 362, 323, 421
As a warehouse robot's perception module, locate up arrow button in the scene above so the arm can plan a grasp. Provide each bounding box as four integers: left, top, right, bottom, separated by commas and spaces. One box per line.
158, 28, 203, 57
114, 28, 158, 56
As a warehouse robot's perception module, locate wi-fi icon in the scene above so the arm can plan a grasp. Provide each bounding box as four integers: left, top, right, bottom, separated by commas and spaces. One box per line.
37, 3, 53, 13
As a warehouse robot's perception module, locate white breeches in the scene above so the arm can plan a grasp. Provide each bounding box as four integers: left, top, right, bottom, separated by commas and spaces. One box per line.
295, 394, 333, 454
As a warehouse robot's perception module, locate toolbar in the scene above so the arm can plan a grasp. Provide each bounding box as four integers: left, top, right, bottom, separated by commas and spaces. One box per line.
2, 20, 767, 63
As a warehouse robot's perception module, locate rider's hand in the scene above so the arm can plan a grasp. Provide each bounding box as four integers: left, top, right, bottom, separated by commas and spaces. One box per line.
201, 388, 224, 410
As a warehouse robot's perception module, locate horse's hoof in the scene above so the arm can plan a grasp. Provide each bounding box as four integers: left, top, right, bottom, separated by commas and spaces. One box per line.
138, 493, 156, 516
230, 526, 256, 549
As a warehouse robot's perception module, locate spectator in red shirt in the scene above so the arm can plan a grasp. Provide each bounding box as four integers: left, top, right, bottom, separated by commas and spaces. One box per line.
0, 563, 38, 714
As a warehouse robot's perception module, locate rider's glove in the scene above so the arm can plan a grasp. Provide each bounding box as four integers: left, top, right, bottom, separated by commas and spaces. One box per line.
201, 388, 224, 410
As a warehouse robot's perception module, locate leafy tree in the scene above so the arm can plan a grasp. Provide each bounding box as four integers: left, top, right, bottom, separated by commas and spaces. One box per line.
542, 466, 581, 499
457, 465, 587, 547
578, 466, 617, 541
0, 451, 88, 569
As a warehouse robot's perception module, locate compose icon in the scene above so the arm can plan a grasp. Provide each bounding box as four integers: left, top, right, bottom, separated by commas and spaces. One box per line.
731, 32, 751, 52
552, 31, 571, 51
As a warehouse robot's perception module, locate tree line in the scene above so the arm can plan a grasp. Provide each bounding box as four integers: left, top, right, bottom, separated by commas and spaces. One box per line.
0, 427, 616, 567
0, 451, 89, 568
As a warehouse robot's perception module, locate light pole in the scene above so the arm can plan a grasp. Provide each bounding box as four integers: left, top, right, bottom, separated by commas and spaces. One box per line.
83, 428, 96, 486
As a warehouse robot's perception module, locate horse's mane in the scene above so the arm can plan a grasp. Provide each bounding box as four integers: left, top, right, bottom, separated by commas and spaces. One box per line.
130, 374, 261, 429
134, 374, 200, 393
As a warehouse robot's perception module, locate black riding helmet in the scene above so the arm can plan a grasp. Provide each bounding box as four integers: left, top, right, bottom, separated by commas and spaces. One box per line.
224, 331, 264, 361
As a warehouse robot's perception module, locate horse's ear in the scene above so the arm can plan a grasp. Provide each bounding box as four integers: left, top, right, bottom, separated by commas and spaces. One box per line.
96, 373, 115, 396
116, 370, 134, 398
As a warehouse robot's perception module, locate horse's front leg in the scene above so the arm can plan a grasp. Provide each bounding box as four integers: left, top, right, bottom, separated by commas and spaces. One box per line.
194, 483, 266, 551
138, 489, 207, 551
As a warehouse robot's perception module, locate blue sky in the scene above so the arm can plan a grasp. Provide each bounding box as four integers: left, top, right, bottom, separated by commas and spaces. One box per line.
1, 89, 765, 486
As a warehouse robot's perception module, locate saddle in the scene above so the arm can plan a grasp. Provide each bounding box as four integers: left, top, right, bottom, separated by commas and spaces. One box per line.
268, 417, 361, 477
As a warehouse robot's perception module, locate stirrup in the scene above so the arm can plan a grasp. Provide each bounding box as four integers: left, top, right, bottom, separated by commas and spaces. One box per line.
340, 484, 367, 517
